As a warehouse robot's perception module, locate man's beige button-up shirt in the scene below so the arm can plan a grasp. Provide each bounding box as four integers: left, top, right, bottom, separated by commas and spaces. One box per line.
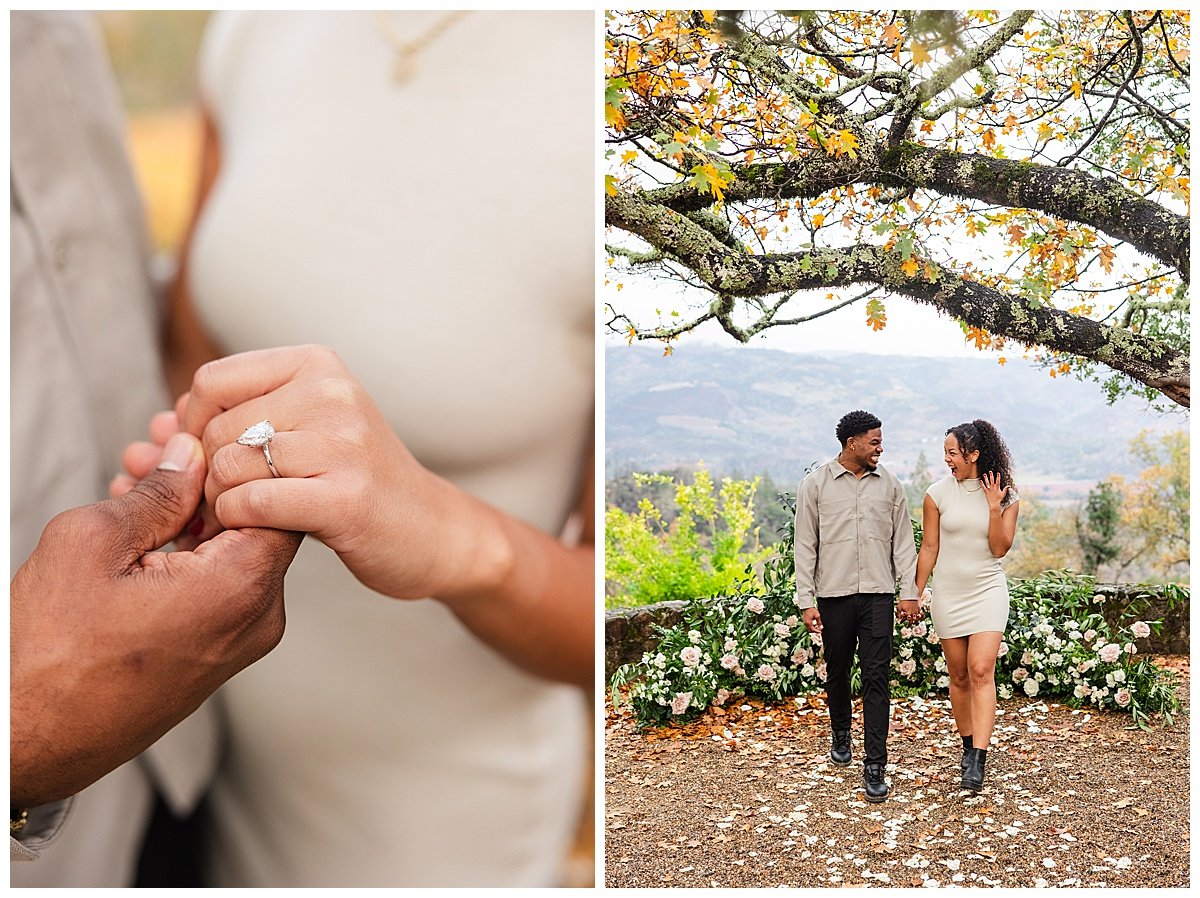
793, 458, 918, 609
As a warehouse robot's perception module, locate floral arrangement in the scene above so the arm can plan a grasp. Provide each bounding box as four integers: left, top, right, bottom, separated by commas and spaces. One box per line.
610, 508, 1183, 729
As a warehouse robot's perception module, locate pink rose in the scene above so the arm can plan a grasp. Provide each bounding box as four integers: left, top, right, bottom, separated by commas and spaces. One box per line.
1115, 688, 1132, 708
1131, 621, 1151, 639
680, 647, 701, 668
756, 664, 776, 682
791, 648, 809, 666
746, 597, 765, 614
898, 659, 917, 677
720, 653, 739, 670
1099, 643, 1121, 664
671, 692, 692, 715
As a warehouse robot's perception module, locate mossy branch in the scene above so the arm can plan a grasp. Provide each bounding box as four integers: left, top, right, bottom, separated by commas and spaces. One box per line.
606, 189, 1190, 406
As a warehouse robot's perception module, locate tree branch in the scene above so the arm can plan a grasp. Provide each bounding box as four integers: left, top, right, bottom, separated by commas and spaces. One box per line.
606, 189, 1189, 405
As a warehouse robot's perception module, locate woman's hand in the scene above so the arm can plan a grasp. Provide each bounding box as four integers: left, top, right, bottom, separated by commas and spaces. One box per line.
981, 470, 1008, 512
181, 345, 511, 602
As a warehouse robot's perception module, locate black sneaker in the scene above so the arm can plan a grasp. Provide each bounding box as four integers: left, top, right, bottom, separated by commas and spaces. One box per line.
863, 762, 889, 802
830, 729, 852, 767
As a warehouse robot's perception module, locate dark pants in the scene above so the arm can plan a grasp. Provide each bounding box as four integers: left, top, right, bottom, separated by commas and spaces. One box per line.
818, 592, 894, 766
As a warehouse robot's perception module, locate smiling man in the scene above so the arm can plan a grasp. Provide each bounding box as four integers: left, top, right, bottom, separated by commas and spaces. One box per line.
794, 410, 919, 803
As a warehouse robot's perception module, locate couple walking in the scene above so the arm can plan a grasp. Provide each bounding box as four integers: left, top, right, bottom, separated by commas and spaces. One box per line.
794, 410, 1020, 800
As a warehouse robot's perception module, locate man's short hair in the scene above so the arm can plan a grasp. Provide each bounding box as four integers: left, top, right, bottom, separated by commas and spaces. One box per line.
836, 410, 882, 446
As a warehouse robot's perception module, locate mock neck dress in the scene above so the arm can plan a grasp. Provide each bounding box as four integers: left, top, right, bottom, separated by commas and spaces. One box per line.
927, 475, 1016, 638
186, 11, 593, 886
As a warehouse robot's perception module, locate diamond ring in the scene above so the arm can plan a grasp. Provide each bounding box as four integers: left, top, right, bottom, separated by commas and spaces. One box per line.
236, 419, 282, 478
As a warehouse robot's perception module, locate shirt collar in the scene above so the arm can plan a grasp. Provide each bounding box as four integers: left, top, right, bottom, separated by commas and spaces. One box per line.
831, 458, 881, 478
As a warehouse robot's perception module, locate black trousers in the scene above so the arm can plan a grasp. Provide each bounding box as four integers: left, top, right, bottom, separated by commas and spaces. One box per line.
818, 592, 894, 766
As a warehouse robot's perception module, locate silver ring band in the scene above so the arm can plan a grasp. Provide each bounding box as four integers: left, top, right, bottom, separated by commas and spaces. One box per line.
262, 442, 281, 477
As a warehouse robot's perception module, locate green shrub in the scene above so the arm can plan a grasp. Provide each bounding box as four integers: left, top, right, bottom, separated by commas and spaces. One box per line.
605, 468, 772, 608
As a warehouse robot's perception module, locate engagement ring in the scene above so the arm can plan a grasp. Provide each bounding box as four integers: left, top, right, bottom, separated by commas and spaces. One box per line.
237, 419, 281, 477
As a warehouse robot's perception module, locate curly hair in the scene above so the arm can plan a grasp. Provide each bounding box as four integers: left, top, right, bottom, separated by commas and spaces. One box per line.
946, 419, 1016, 501
836, 409, 882, 446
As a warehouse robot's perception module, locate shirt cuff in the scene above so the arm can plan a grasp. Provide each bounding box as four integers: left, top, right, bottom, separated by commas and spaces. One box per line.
10, 798, 72, 860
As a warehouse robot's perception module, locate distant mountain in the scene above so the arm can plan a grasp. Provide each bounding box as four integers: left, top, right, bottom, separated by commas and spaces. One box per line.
605, 344, 1185, 489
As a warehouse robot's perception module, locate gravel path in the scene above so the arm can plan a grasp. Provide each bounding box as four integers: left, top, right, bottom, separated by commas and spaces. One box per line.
604, 657, 1188, 888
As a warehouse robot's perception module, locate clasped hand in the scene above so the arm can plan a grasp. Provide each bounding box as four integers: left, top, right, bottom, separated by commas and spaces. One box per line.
115, 345, 509, 602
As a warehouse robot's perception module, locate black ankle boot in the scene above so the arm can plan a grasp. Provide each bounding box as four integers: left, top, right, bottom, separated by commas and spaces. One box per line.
830, 729, 852, 767
961, 747, 986, 792
960, 735, 973, 774
863, 762, 889, 802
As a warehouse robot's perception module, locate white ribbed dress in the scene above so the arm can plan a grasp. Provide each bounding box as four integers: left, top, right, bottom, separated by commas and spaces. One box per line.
186, 12, 593, 887
927, 476, 1015, 638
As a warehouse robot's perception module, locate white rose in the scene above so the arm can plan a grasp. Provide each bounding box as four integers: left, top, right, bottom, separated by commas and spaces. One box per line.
746, 597, 765, 614
1099, 644, 1121, 664
720, 654, 739, 670
680, 647, 701, 667
688, 630, 702, 644
1131, 621, 1151, 639
774, 623, 791, 638
1023, 679, 1039, 697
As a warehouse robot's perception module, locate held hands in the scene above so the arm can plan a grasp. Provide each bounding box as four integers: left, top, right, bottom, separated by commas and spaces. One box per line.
897, 598, 922, 623
119, 345, 506, 602
13, 434, 301, 808
981, 471, 1008, 511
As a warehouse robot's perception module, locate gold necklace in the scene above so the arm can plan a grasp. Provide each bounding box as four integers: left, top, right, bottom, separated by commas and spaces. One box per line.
962, 478, 983, 493
376, 11, 470, 86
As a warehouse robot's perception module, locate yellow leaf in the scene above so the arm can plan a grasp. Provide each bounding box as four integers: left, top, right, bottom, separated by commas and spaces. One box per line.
812, 213, 826, 228
901, 258, 920, 276
621, 150, 638, 165
701, 10, 716, 24
1071, 79, 1083, 100
1099, 244, 1116, 273
604, 174, 618, 196
883, 22, 903, 45
982, 129, 996, 150
911, 41, 932, 66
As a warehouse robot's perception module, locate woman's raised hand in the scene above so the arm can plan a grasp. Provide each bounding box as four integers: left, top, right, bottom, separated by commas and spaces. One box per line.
980, 470, 1008, 510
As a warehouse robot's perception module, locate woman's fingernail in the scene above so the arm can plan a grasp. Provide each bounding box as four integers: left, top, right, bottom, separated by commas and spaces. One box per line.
158, 433, 201, 472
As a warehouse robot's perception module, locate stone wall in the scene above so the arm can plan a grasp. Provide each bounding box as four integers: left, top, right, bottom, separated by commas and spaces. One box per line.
604, 583, 1187, 681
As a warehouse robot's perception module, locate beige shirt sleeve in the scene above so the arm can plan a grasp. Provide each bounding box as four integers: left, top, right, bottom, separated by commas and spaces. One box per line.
793, 473, 820, 610
892, 477, 919, 599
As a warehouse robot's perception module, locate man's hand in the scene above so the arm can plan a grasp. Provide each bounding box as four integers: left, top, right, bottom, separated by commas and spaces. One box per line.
802, 606, 823, 634
10, 433, 302, 809
898, 599, 922, 623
